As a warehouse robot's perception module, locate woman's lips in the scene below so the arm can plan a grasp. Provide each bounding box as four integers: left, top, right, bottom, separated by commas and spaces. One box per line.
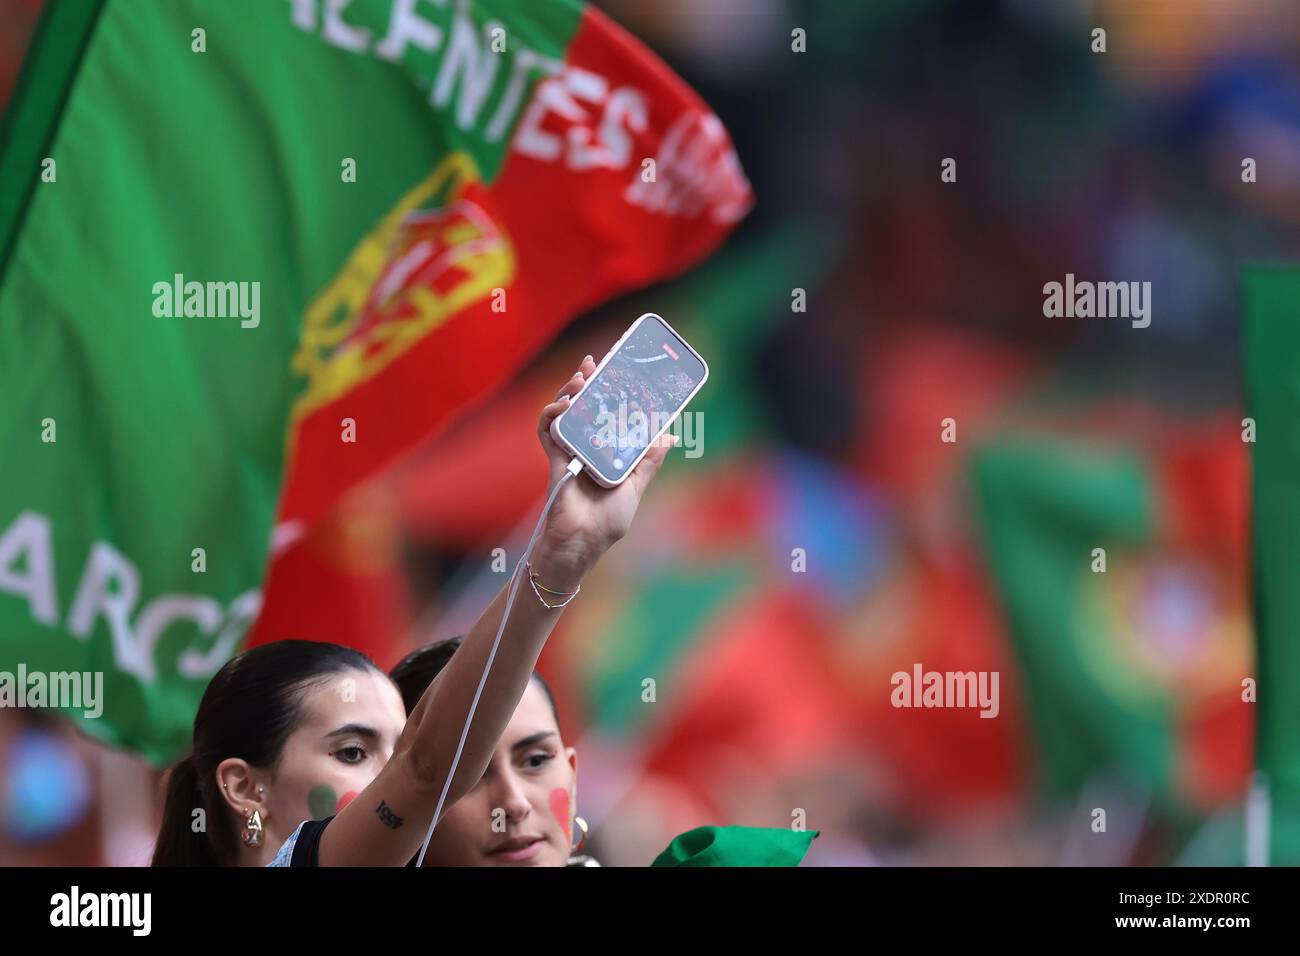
488, 836, 544, 862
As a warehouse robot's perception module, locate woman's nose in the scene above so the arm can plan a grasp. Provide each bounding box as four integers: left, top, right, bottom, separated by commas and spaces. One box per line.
489, 771, 533, 821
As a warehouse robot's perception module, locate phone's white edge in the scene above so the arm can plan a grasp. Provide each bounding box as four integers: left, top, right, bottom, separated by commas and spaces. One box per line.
549, 312, 708, 488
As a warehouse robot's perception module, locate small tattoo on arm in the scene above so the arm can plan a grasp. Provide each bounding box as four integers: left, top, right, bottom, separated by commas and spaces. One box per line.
376, 799, 404, 830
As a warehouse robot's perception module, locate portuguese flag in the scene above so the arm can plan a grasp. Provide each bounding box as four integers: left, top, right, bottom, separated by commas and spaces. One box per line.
1244, 265, 1300, 865
0, 0, 749, 764
970, 419, 1254, 821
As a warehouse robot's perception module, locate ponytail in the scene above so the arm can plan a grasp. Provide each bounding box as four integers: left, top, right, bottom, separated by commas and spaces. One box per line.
152, 753, 228, 866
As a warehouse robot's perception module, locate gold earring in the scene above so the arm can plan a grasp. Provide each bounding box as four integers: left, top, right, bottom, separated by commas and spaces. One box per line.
241, 808, 264, 848
567, 816, 599, 867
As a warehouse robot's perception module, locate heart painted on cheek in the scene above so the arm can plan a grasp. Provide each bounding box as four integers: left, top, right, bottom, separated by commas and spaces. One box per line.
336, 790, 359, 813
549, 788, 571, 846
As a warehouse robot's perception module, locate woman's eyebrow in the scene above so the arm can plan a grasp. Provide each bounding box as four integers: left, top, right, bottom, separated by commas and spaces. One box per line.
324, 723, 380, 740
510, 731, 556, 752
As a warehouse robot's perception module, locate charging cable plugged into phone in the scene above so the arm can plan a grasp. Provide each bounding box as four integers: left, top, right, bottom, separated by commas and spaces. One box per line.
549, 313, 708, 488
417, 313, 707, 865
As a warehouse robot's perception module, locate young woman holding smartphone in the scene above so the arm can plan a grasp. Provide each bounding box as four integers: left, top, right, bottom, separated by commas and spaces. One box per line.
152, 354, 675, 866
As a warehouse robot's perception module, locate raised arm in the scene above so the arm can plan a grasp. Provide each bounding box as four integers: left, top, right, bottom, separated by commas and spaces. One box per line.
318, 354, 675, 866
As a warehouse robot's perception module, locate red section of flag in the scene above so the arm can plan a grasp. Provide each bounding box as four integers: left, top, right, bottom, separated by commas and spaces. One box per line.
1178, 687, 1254, 809
855, 327, 1033, 503
838, 558, 1030, 822
638, 588, 850, 822
251, 8, 750, 653
276, 8, 749, 533
250, 486, 412, 667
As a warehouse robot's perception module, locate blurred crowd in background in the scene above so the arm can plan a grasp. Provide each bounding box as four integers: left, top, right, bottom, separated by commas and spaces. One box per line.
4, 0, 1300, 866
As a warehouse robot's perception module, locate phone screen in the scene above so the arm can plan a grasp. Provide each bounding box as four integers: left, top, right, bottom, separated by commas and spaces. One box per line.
557, 315, 706, 485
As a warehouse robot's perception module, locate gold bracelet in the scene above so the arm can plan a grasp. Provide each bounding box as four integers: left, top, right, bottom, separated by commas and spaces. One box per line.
525, 561, 580, 608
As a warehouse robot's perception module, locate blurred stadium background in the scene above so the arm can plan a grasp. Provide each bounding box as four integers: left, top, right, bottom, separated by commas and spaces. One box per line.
3, 0, 1299, 866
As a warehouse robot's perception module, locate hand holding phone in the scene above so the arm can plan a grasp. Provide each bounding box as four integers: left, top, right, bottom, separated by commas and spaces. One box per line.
529, 314, 705, 585
549, 313, 708, 488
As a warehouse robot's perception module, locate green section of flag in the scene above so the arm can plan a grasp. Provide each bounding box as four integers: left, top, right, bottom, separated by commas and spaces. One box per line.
282, 0, 583, 184
1243, 265, 1300, 865
585, 560, 751, 735
970, 441, 1177, 801
0, 0, 584, 764
667, 224, 834, 461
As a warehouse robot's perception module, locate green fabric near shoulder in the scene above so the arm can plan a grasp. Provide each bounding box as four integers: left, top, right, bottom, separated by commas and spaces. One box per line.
650, 826, 818, 867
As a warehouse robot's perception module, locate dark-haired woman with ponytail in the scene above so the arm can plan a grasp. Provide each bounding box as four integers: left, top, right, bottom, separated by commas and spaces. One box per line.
152, 355, 676, 866
151, 640, 403, 866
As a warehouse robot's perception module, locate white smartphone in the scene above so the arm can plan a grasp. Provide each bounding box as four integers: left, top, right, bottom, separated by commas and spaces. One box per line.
550, 313, 709, 488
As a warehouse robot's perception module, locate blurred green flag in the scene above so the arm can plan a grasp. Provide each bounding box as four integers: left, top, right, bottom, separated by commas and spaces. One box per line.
1244, 265, 1300, 865
971, 428, 1252, 820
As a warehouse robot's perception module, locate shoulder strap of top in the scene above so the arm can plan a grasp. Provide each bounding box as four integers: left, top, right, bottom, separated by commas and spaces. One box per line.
289, 815, 335, 867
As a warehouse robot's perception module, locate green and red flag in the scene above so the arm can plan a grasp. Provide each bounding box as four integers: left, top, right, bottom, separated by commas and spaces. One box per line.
970, 417, 1254, 819
1243, 265, 1300, 865
0, 0, 749, 764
